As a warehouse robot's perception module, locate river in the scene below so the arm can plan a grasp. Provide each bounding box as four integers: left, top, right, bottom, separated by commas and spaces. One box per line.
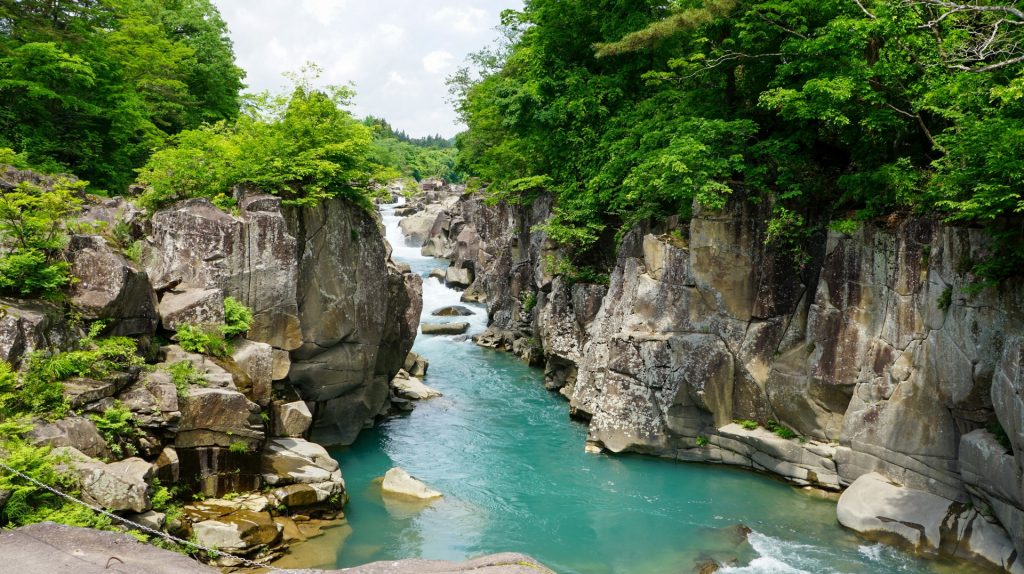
273, 200, 986, 574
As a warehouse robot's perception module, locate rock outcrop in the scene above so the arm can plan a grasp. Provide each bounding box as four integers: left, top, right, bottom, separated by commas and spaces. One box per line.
408, 182, 1024, 572
144, 193, 421, 445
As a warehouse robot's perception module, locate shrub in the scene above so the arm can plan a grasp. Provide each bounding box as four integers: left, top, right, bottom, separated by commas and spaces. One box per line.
0, 180, 84, 298
735, 419, 758, 431
767, 420, 798, 440
176, 325, 230, 357
521, 292, 537, 314
228, 440, 248, 454
167, 361, 208, 397
221, 297, 252, 338
89, 402, 140, 458
695, 435, 709, 447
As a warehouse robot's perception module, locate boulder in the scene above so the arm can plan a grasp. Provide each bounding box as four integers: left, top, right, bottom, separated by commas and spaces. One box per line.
838, 473, 1023, 572
231, 339, 273, 406
422, 322, 469, 335
261, 437, 343, 487
118, 371, 180, 429
159, 288, 224, 331
161, 345, 235, 388
381, 467, 442, 500
272, 400, 313, 438
0, 298, 65, 368
445, 265, 474, 289
188, 507, 281, 555
391, 370, 442, 401
271, 348, 291, 380
175, 388, 264, 449
67, 235, 158, 336
270, 481, 345, 508
399, 206, 444, 245
432, 305, 474, 317
27, 416, 110, 459
56, 447, 152, 513
153, 446, 180, 484
403, 351, 429, 378
63, 373, 134, 409
429, 268, 446, 281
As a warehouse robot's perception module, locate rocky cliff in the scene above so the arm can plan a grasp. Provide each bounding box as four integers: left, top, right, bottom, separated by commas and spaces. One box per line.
411, 186, 1024, 573
0, 170, 421, 564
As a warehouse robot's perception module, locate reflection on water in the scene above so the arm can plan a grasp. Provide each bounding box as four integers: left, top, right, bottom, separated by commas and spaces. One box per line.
274, 200, 988, 574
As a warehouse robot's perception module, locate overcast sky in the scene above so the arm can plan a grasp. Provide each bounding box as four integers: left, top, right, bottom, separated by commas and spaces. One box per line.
212, 1, 522, 138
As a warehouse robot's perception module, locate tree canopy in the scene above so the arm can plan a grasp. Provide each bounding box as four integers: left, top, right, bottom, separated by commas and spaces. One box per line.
453, 0, 1024, 278
0, 0, 244, 191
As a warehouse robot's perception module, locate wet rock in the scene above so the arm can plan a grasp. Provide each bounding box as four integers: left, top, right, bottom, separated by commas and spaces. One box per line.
272, 400, 313, 438
177, 446, 261, 498
429, 268, 446, 281
391, 369, 442, 400
67, 235, 158, 336
838, 473, 1023, 572
432, 305, 474, 317
27, 416, 110, 459
422, 322, 469, 335
159, 288, 224, 331
381, 467, 442, 500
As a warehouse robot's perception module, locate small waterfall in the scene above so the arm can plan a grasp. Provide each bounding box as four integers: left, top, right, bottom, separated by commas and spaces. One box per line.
379, 198, 488, 335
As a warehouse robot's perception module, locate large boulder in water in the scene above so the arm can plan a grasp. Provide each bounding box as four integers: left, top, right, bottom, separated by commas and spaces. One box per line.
422, 322, 469, 335
382, 467, 442, 500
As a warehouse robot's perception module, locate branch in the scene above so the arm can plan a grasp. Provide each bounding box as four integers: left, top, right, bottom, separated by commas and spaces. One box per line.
916, 0, 1024, 21
853, 0, 878, 19
951, 52, 1024, 71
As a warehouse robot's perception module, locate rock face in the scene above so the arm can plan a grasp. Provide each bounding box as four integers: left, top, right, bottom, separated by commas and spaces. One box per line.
145, 193, 421, 446
67, 235, 158, 336
410, 183, 1024, 572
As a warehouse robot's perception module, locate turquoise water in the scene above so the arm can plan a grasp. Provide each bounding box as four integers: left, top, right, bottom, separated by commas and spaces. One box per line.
276, 202, 985, 574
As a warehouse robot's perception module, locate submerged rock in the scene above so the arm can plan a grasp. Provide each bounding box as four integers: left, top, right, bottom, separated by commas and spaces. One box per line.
391, 369, 442, 400
432, 305, 474, 316
422, 322, 469, 335
381, 467, 443, 500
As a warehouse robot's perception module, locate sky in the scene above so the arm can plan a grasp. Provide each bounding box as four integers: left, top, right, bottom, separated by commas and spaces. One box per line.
211, 0, 522, 138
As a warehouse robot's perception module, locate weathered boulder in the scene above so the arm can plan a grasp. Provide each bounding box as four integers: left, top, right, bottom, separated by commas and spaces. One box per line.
187, 503, 281, 555
381, 467, 442, 500
153, 446, 180, 484
429, 268, 446, 281
838, 473, 1023, 573
422, 322, 469, 335
56, 447, 152, 513
391, 369, 442, 400
445, 265, 474, 289
118, 371, 180, 429
399, 205, 445, 245
159, 288, 224, 331
272, 400, 313, 438
261, 437, 343, 488
0, 298, 66, 368
175, 387, 264, 449
63, 373, 135, 409
403, 351, 429, 378
432, 305, 474, 316
27, 416, 110, 459
231, 339, 273, 406
67, 235, 158, 336
161, 345, 234, 388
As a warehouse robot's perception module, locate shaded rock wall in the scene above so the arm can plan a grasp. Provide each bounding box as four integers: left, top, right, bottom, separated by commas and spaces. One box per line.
416, 187, 1024, 568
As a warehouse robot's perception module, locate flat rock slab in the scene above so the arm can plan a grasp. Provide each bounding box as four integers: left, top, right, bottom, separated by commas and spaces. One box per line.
0, 522, 216, 574
421, 322, 469, 335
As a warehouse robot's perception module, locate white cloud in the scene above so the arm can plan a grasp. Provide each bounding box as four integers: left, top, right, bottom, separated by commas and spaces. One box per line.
213, 0, 522, 137
300, 0, 349, 25
422, 50, 455, 74
432, 5, 489, 34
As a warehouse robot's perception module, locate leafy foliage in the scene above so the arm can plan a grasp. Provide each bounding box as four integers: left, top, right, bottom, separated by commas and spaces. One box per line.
365, 117, 463, 182
220, 297, 252, 338
167, 360, 207, 397
0, 179, 83, 298
0, 0, 244, 192
175, 324, 230, 357
137, 65, 390, 212
454, 0, 1024, 281
89, 401, 140, 458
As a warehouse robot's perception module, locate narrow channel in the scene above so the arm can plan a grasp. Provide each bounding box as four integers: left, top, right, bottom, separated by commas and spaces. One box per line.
277, 200, 981, 574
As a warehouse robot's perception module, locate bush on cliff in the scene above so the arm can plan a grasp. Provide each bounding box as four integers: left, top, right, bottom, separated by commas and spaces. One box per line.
0, 179, 83, 298
453, 0, 1024, 280
137, 65, 394, 212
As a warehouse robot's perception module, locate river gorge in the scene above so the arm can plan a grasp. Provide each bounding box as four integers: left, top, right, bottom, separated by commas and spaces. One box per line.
272, 198, 993, 574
